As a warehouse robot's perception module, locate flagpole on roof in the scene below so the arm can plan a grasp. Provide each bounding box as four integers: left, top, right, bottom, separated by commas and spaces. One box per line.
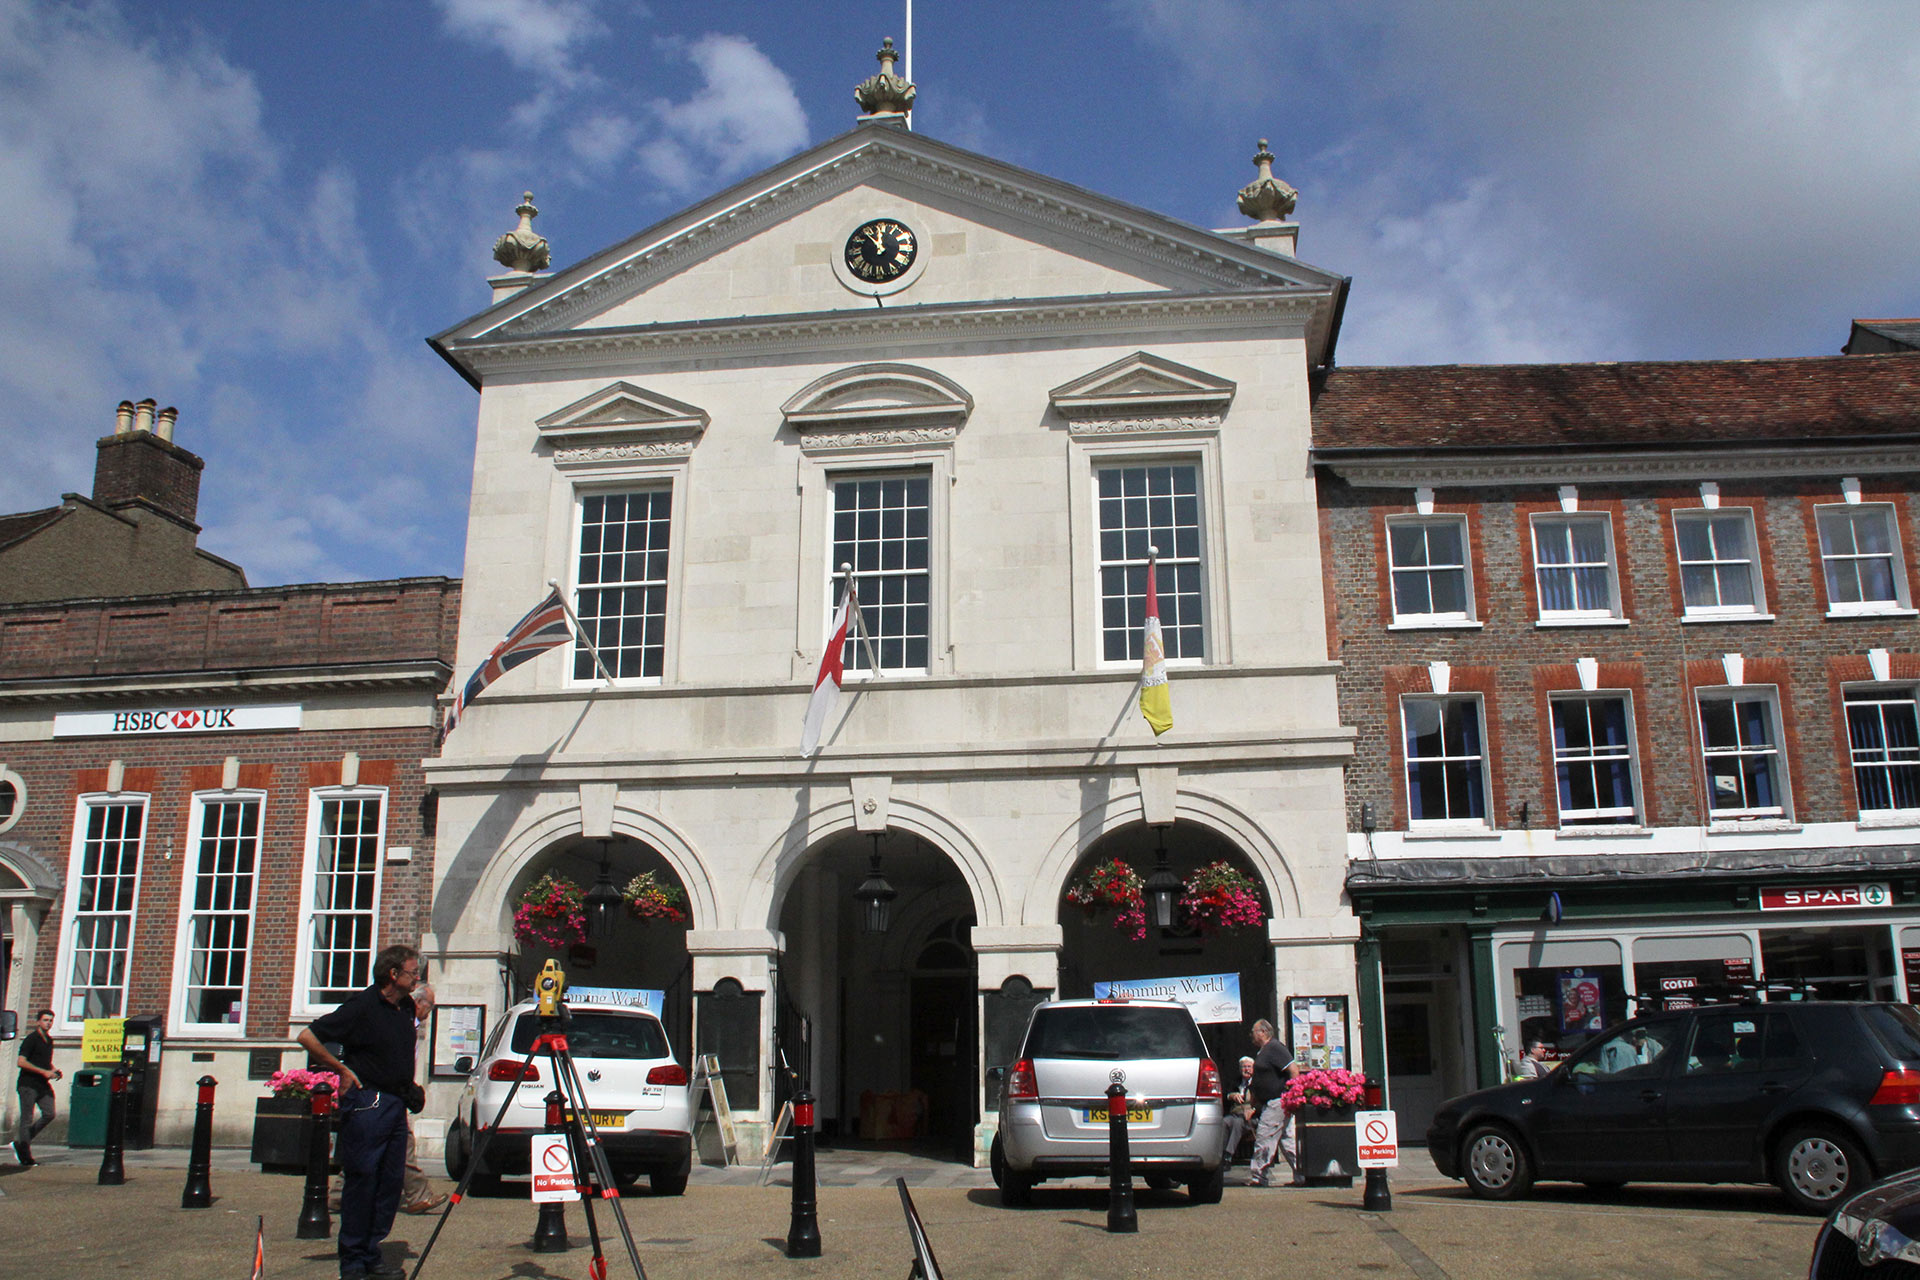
548, 578, 616, 688
840, 563, 884, 674
903, 0, 913, 129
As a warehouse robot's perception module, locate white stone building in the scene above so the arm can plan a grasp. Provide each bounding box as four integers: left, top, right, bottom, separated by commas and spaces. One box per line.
423, 73, 1358, 1162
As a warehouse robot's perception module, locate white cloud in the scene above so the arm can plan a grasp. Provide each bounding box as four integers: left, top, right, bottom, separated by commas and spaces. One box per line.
433, 0, 604, 85
640, 34, 810, 192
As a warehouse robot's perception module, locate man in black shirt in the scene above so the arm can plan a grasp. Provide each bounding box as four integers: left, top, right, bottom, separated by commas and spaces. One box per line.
13, 1009, 60, 1167
1245, 1017, 1302, 1186
299, 945, 423, 1280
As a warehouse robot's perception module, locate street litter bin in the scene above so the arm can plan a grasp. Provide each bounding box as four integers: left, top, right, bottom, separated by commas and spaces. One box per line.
68, 1070, 110, 1147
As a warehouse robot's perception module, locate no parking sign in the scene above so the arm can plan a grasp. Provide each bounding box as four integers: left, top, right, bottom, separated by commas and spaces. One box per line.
1354, 1110, 1398, 1169
531, 1133, 581, 1202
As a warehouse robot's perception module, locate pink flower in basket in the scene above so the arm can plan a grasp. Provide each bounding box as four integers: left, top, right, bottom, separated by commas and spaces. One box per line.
266, 1068, 341, 1099
513, 873, 588, 949
1064, 858, 1148, 941
1281, 1067, 1368, 1114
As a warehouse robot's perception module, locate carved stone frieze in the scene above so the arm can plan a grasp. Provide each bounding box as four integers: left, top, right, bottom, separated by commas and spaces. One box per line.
1068, 415, 1223, 437
796, 425, 960, 451
554, 441, 697, 466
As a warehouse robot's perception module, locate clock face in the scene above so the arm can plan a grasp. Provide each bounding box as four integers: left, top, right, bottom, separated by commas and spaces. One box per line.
843, 218, 917, 284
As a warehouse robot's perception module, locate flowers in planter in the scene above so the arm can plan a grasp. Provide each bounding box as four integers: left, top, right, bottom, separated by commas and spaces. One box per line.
1281, 1067, 1368, 1113
1065, 857, 1148, 940
265, 1068, 341, 1099
513, 872, 588, 949
622, 870, 688, 923
1178, 861, 1267, 932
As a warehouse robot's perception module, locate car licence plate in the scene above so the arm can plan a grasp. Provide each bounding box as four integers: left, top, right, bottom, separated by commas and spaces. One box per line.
1084, 1106, 1153, 1124
565, 1111, 628, 1129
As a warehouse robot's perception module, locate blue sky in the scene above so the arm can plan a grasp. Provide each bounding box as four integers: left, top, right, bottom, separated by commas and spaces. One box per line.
4, 0, 1916, 587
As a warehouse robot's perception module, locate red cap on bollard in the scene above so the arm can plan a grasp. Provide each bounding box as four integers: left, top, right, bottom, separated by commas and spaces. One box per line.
1364, 1077, 1383, 1109
546, 1095, 563, 1128
311, 1084, 333, 1117
794, 1100, 815, 1128
197, 1076, 218, 1104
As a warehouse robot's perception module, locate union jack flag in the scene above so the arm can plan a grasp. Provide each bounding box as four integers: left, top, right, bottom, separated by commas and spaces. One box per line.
441, 586, 574, 742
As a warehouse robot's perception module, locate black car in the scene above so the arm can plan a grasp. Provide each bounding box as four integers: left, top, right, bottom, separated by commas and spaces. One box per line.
1809, 1163, 1920, 1278
1426, 1001, 1920, 1214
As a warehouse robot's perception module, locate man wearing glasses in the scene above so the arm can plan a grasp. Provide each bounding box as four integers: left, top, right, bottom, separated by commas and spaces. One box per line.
299, 945, 426, 1280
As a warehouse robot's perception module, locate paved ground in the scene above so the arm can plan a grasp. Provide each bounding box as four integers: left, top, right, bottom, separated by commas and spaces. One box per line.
0, 1143, 1825, 1280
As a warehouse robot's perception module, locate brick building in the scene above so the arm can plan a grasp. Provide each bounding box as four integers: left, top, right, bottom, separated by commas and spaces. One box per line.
0, 405, 459, 1146
1315, 348, 1920, 1131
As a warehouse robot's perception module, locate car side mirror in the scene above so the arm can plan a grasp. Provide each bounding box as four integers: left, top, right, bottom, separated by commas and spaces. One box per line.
454, 1055, 474, 1076
985, 1065, 1005, 1084
0, 1011, 15, 1041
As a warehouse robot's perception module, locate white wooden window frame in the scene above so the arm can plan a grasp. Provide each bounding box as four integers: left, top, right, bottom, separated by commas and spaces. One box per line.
53, 793, 149, 1033
1549, 693, 1643, 827
1386, 513, 1475, 626
1816, 502, 1914, 617
291, 786, 388, 1019
168, 789, 267, 1038
1673, 507, 1768, 620
559, 462, 689, 689
1530, 511, 1623, 623
1401, 694, 1493, 830
1696, 687, 1791, 821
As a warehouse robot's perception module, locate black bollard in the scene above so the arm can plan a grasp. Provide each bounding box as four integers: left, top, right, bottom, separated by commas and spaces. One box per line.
296, 1082, 334, 1240
785, 1089, 821, 1258
1105, 1081, 1136, 1234
181, 1075, 218, 1208
532, 1090, 569, 1253
1361, 1075, 1392, 1212
98, 1065, 128, 1185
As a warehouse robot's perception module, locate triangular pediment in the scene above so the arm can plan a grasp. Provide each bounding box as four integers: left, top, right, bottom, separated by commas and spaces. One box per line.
535, 382, 709, 445
1049, 352, 1236, 419
431, 125, 1346, 381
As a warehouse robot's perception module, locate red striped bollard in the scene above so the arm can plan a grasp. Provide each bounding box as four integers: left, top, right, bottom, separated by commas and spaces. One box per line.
532, 1090, 569, 1252
785, 1090, 820, 1258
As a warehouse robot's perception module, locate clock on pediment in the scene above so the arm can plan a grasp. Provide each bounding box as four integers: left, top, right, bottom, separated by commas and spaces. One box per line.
832, 213, 929, 297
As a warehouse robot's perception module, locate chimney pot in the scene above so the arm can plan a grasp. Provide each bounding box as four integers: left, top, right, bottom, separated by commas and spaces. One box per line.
155, 407, 178, 442
132, 399, 156, 434
115, 401, 135, 435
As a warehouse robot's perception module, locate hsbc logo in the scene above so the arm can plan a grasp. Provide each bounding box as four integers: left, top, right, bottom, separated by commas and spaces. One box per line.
54, 704, 302, 739
111, 708, 234, 733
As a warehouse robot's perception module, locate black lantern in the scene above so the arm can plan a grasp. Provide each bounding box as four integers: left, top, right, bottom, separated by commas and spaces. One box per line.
853, 831, 897, 935
1144, 824, 1182, 930
584, 840, 623, 939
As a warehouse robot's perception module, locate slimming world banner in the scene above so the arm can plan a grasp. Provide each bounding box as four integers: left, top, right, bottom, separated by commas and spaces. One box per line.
1092, 973, 1242, 1023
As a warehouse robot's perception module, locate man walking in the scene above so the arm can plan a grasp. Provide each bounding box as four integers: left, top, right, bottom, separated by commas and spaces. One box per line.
1244, 1018, 1300, 1187
298, 946, 424, 1280
13, 1009, 60, 1166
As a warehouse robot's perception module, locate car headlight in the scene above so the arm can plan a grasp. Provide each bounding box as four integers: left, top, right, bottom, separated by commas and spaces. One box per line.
1832, 1213, 1920, 1268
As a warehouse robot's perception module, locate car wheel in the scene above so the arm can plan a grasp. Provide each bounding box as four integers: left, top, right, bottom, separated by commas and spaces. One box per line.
1187, 1165, 1224, 1205
1460, 1124, 1533, 1201
650, 1152, 692, 1197
1145, 1173, 1178, 1192
990, 1135, 1034, 1207
443, 1120, 470, 1181
1776, 1125, 1868, 1215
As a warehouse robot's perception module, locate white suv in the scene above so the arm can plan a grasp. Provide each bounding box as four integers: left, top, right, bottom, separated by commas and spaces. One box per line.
444, 999, 694, 1196
990, 997, 1226, 1206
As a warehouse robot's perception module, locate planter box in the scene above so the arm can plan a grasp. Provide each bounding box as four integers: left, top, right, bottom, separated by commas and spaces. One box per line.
1297, 1106, 1357, 1187
251, 1096, 314, 1172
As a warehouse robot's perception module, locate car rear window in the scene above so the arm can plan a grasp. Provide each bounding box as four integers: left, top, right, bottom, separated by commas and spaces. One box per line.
1860, 1004, 1920, 1063
1023, 1005, 1205, 1060
512, 1011, 669, 1061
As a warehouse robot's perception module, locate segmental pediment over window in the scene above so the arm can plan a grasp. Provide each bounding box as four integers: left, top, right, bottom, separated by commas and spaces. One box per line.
1049, 351, 1234, 437
780, 363, 972, 452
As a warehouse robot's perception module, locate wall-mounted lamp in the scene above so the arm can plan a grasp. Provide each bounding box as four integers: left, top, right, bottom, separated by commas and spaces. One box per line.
854, 831, 897, 935
584, 839, 623, 939
1143, 824, 1183, 931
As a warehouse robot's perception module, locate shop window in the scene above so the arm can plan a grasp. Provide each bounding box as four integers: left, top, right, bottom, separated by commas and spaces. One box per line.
1845, 687, 1920, 814
59, 797, 147, 1025
1674, 509, 1764, 617
174, 793, 263, 1032
295, 789, 386, 1014
575, 488, 671, 680
1097, 462, 1206, 662
1550, 695, 1638, 826
1817, 503, 1910, 614
1532, 513, 1620, 621
831, 472, 932, 674
1697, 689, 1789, 819
1402, 696, 1489, 825
1387, 515, 1472, 624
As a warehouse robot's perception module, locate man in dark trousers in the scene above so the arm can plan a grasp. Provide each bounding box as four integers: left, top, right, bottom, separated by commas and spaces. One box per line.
13, 1009, 60, 1166
299, 945, 423, 1280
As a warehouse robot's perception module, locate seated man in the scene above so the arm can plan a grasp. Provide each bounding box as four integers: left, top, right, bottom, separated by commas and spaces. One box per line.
1220, 1057, 1256, 1163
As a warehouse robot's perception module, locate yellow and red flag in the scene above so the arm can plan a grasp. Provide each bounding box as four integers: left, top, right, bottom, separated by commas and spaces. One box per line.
1139, 557, 1172, 736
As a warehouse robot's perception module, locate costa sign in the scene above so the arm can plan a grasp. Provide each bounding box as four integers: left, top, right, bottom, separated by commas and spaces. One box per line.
53, 704, 303, 738
1759, 883, 1891, 912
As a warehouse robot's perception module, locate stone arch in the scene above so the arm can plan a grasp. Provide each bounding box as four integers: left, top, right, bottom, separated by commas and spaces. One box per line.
877, 881, 976, 973
452, 801, 720, 944
1021, 786, 1301, 927
740, 796, 1005, 932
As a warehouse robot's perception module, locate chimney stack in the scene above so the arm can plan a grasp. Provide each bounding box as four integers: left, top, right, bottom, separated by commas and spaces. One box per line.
92, 396, 206, 527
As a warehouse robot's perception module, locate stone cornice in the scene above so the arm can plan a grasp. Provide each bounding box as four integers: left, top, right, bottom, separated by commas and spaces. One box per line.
0, 662, 451, 705
448, 291, 1319, 378
1316, 442, 1920, 489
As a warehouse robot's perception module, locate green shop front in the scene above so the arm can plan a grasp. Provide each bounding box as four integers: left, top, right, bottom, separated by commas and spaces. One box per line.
1347, 849, 1920, 1136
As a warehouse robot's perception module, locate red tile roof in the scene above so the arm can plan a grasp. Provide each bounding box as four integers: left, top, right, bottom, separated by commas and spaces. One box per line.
1311, 353, 1920, 452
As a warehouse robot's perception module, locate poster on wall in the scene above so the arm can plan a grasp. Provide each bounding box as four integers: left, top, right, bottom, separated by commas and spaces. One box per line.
1558, 971, 1605, 1033
430, 1006, 487, 1079
1091, 973, 1243, 1023
1284, 995, 1349, 1070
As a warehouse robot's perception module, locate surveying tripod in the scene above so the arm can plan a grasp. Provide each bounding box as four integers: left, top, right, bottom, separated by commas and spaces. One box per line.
409, 961, 647, 1280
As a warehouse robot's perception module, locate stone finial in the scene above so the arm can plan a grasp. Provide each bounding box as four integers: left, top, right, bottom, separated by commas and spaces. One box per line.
492, 191, 551, 274
1236, 139, 1298, 223
854, 36, 916, 118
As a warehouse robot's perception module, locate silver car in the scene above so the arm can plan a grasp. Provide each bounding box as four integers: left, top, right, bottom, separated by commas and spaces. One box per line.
990, 997, 1226, 1205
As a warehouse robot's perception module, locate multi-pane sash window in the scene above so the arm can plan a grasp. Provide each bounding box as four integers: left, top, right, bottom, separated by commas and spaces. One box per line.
1846, 688, 1920, 814
1818, 504, 1906, 611
180, 797, 262, 1027
1388, 517, 1470, 621
576, 489, 671, 680
303, 793, 384, 1008
1533, 514, 1618, 618
1403, 697, 1488, 823
1698, 693, 1787, 817
832, 474, 930, 673
65, 799, 145, 1022
1552, 696, 1638, 825
1098, 464, 1205, 662
1675, 510, 1761, 615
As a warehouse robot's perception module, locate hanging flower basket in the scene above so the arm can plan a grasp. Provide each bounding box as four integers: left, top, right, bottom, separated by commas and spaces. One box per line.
622, 870, 688, 923
513, 873, 587, 949
1178, 861, 1267, 933
1064, 857, 1147, 941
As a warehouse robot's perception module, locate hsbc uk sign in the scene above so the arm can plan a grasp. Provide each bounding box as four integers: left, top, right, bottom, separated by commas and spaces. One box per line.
1759, 883, 1892, 912
54, 704, 303, 738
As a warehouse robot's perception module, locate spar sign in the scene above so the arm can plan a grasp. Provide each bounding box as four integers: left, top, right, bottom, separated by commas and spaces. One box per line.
54, 703, 302, 739
1759, 883, 1891, 912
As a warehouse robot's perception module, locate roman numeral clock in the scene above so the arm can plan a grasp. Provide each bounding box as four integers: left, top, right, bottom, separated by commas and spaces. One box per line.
833, 214, 928, 297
